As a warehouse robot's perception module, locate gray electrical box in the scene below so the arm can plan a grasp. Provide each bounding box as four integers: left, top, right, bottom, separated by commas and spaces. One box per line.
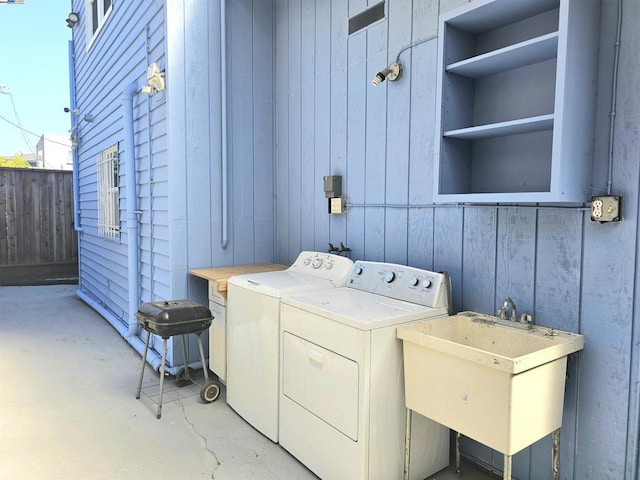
323, 175, 342, 198
591, 195, 621, 223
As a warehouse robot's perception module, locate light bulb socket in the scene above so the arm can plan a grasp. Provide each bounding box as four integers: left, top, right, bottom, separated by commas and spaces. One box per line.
372, 71, 387, 86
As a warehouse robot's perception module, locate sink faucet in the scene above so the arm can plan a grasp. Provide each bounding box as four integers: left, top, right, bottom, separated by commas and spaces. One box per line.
496, 297, 533, 330
498, 297, 517, 322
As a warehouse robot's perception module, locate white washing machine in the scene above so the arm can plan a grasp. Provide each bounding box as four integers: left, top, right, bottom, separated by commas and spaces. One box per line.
226, 251, 354, 442
279, 261, 452, 480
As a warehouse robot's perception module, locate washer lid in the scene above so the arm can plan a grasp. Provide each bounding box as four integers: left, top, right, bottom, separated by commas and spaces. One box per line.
227, 251, 353, 298
281, 288, 448, 330
228, 270, 336, 298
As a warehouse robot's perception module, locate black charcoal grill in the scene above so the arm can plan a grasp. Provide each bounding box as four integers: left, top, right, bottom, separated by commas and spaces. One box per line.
135, 300, 220, 418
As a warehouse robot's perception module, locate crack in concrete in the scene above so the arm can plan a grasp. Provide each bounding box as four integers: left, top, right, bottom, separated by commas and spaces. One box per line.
177, 397, 220, 479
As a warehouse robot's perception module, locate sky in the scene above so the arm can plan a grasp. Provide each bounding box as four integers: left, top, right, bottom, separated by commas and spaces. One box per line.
0, 0, 72, 156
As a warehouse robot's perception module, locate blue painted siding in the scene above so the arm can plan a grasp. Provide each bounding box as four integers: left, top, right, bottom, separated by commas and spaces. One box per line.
273, 0, 640, 478
72, 0, 167, 317
72, 0, 640, 476
73, 0, 275, 367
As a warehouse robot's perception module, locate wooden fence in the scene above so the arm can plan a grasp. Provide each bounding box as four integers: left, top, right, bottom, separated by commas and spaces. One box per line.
0, 168, 78, 285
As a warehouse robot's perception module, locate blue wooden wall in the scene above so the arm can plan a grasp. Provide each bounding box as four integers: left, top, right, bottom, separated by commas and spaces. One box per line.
73, 0, 276, 364
167, 0, 276, 300
273, 0, 640, 478
73, 0, 275, 302
71, 0, 168, 313
72, 0, 640, 476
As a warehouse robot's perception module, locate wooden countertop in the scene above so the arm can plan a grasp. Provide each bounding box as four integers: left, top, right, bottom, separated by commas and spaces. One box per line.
188, 263, 288, 293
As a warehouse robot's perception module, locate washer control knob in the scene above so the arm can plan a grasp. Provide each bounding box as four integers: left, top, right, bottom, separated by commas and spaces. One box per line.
384, 271, 396, 283
354, 266, 363, 275
325, 262, 333, 270
421, 278, 432, 289
312, 258, 323, 269
304, 257, 311, 266
409, 276, 419, 287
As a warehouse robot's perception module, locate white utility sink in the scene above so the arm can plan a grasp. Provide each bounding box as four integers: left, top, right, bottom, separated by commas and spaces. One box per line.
397, 311, 584, 456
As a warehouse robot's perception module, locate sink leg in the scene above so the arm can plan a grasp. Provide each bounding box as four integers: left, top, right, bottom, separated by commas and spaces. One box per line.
552, 428, 560, 480
503, 455, 512, 480
455, 431, 461, 475
404, 408, 412, 480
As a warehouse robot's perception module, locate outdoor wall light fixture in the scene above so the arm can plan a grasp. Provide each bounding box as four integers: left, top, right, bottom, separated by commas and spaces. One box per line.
66, 12, 79, 28
371, 62, 403, 86
141, 63, 166, 94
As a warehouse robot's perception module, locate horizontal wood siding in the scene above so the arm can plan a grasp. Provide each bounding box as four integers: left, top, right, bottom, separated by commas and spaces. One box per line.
72, 0, 166, 317
73, 0, 275, 367
273, 0, 640, 478
0, 168, 77, 285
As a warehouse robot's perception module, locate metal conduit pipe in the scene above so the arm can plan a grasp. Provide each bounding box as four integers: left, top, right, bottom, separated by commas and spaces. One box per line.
144, 25, 156, 300
606, 0, 623, 195
68, 40, 83, 232
76, 288, 204, 375
122, 82, 142, 337
220, 0, 229, 248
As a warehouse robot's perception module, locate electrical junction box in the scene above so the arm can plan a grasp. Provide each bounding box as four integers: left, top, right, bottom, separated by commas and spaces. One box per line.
329, 197, 346, 214
591, 196, 621, 223
324, 175, 342, 198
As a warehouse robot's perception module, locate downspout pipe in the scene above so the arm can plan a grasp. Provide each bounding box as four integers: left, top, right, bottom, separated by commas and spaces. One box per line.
220, 0, 228, 248
76, 289, 203, 374
122, 82, 141, 337
68, 40, 83, 232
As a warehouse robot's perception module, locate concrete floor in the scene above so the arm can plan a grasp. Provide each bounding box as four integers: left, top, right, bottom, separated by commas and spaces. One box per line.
0, 285, 497, 480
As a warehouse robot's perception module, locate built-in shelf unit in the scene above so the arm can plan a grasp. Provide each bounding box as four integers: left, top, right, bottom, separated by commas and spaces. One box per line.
433, 0, 600, 203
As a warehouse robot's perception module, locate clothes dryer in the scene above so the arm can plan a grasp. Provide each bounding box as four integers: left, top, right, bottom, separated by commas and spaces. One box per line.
226, 251, 353, 442
279, 261, 452, 480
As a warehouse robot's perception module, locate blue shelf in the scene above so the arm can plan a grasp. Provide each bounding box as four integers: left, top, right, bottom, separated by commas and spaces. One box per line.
446, 32, 559, 78
443, 114, 554, 140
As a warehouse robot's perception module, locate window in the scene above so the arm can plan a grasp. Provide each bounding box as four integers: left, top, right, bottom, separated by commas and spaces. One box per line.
86, 0, 113, 46
97, 144, 120, 238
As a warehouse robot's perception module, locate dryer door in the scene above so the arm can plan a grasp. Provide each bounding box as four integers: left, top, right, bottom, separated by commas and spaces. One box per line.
282, 332, 359, 441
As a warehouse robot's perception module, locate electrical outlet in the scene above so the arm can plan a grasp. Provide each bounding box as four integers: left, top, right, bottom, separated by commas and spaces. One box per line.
591, 195, 621, 223
329, 197, 346, 214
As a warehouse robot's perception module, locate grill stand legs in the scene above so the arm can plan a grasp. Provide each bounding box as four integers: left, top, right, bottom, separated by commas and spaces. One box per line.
196, 332, 210, 385
157, 337, 168, 419
135, 330, 167, 419
179, 334, 191, 383
136, 330, 218, 418
135, 329, 151, 401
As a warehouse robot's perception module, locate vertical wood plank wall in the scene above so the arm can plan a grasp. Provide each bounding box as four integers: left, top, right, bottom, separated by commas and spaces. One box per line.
273, 0, 640, 478
168, 0, 276, 301
0, 168, 77, 285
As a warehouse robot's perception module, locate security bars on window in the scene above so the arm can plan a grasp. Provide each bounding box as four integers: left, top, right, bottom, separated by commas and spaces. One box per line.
97, 144, 120, 238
